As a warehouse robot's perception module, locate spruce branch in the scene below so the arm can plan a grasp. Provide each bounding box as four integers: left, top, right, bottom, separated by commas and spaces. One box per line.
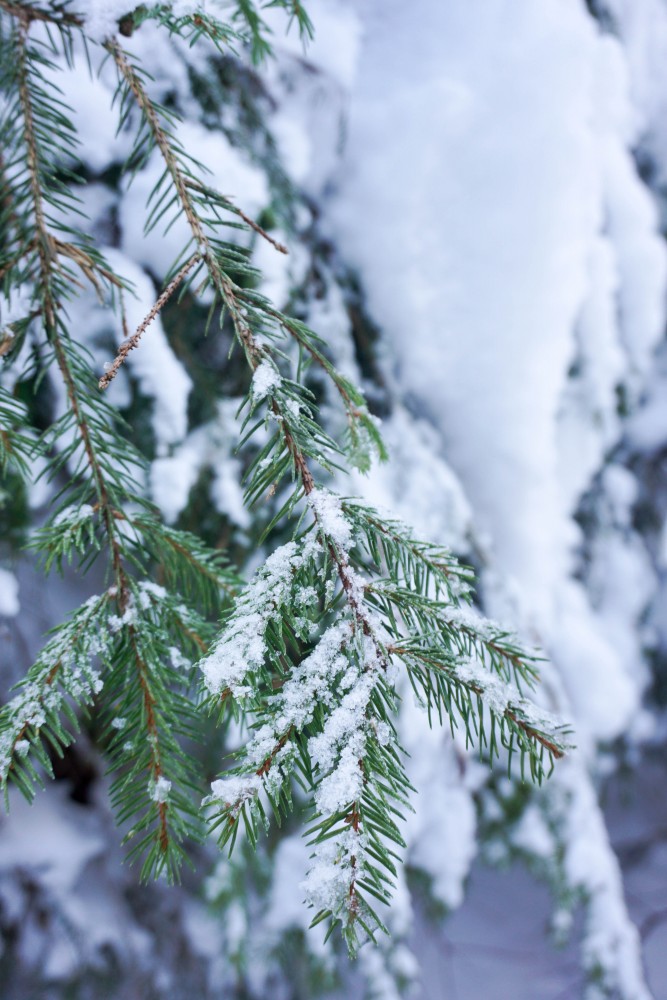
0, 592, 112, 799
0, 14, 239, 878
184, 178, 289, 254
0, 388, 32, 476
201, 496, 569, 949
0, 0, 571, 963
12, 17, 126, 582
100, 23, 570, 949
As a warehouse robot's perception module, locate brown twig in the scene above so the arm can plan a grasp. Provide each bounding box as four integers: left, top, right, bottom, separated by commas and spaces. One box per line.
99, 251, 200, 389
54, 238, 124, 301
109, 41, 261, 367
255, 727, 294, 777
231, 201, 288, 254
0, 0, 82, 28
387, 644, 564, 759
185, 178, 288, 255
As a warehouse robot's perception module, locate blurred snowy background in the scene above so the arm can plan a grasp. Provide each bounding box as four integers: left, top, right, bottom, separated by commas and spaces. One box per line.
2, 0, 667, 997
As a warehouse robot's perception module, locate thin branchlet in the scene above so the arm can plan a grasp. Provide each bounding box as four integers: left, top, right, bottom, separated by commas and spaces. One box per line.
99, 252, 201, 389
15, 20, 126, 596
0, 0, 82, 29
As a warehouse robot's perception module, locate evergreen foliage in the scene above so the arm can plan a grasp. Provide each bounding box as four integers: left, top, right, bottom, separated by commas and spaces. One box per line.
0, 0, 570, 954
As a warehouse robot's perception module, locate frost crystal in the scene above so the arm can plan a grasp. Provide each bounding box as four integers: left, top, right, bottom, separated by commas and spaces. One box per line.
457, 658, 514, 716
169, 647, 190, 670
139, 581, 167, 600
456, 658, 565, 733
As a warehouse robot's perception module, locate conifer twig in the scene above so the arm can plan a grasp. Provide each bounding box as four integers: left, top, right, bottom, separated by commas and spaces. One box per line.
184, 178, 288, 254
99, 251, 201, 389
108, 39, 385, 644
0, 0, 82, 29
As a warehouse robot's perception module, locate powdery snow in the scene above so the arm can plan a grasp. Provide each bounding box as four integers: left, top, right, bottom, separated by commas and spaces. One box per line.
53, 504, 95, 528
208, 774, 262, 816
301, 827, 366, 915
250, 359, 282, 402
0, 568, 19, 617
308, 488, 354, 549
320, 0, 666, 757
150, 402, 250, 528
149, 775, 172, 803
81, 1, 133, 42
557, 759, 653, 1000
200, 540, 313, 697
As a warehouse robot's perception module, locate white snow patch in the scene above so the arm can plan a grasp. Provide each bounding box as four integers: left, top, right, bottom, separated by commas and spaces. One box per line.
0, 569, 19, 617
251, 360, 282, 402
82, 1, 133, 42
149, 776, 172, 803
308, 489, 353, 549
200, 540, 312, 697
